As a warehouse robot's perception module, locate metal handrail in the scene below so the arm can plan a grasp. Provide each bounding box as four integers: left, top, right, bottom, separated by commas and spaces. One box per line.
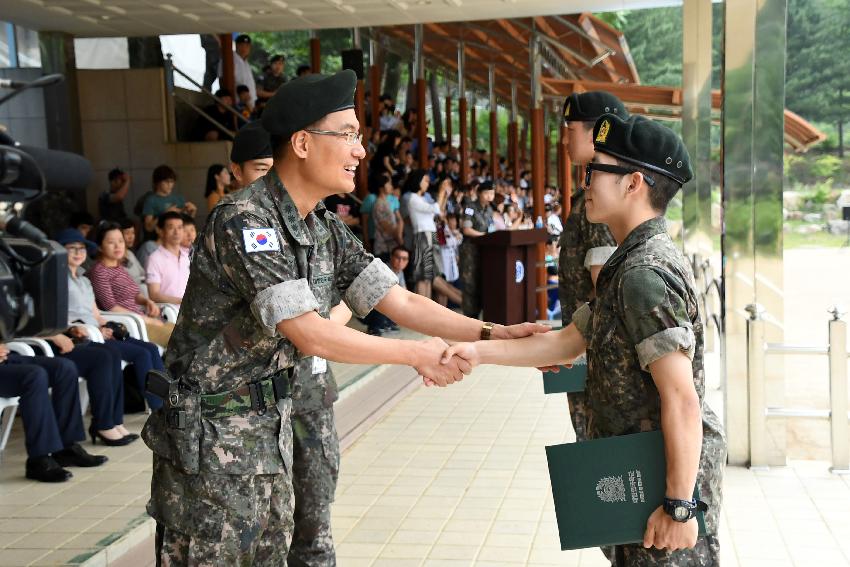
163, 53, 248, 141
747, 303, 849, 473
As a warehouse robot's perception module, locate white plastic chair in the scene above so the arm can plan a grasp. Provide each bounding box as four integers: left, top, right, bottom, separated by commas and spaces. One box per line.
158, 303, 180, 324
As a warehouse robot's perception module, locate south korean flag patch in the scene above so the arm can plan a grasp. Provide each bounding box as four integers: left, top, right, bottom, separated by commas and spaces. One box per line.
242, 228, 281, 253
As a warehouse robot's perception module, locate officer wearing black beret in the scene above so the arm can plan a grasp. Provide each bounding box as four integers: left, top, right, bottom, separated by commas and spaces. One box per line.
229, 121, 273, 188
146, 69, 549, 566
440, 114, 726, 566
558, 91, 627, 444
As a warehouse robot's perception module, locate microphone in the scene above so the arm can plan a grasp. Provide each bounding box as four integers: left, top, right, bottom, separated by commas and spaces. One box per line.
0, 212, 48, 243
0, 74, 64, 90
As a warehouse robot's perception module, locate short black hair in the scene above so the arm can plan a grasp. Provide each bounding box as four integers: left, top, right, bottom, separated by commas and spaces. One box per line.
236, 84, 250, 94
157, 211, 183, 229
152, 164, 177, 185
614, 158, 681, 213
118, 218, 135, 230
214, 88, 232, 99
108, 168, 124, 181
270, 54, 285, 63
296, 64, 311, 76
391, 245, 410, 258
70, 211, 94, 227
180, 213, 196, 228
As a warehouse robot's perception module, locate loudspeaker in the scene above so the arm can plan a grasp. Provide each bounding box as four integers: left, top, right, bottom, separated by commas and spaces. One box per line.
341, 49, 364, 80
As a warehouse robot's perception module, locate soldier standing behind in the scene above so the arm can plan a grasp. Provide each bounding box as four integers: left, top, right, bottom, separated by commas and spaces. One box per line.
558, 91, 627, 442
459, 181, 495, 318
143, 69, 549, 566
444, 114, 726, 566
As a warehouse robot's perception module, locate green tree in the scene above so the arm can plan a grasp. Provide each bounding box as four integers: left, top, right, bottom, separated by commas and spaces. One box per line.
786, 0, 850, 156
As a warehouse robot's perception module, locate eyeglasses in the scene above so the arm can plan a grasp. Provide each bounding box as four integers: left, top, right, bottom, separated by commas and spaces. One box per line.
65, 245, 87, 253
305, 129, 363, 146
585, 162, 655, 188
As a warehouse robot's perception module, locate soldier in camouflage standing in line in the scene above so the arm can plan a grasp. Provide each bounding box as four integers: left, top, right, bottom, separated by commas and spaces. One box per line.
444, 114, 726, 566
143, 69, 550, 566
459, 181, 495, 318
228, 121, 353, 566
558, 92, 627, 442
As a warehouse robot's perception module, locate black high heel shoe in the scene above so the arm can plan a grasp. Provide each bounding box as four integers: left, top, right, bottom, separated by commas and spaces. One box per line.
88, 424, 135, 447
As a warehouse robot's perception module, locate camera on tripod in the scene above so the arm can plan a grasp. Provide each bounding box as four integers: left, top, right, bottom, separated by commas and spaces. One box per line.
0, 73, 94, 341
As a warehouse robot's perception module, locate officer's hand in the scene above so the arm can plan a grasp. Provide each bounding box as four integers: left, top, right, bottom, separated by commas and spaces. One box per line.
642, 506, 698, 551
493, 322, 552, 340
415, 337, 464, 387
0, 344, 9, 364
50, 334, 75, 354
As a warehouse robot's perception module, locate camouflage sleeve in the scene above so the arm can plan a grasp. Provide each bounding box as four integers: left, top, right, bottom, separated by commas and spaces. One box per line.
328, 216, 398, 318
212, 210, 319, 335
572, 302, 592, 340
462, 206, 475, 229
619, 266, 695, 371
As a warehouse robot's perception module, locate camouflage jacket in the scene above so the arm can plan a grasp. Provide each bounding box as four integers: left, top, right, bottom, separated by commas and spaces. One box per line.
461, 200, 493, 238
557, 190, 617, 325
573, 217, 726, 533
143, 168, 398, 476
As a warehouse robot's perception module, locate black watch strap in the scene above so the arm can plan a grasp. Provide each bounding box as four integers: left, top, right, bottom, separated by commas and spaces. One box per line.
663, 497, 708, 522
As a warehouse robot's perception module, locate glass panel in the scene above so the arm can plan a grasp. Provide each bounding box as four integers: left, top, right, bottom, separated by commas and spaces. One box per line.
15, 25, 41, 68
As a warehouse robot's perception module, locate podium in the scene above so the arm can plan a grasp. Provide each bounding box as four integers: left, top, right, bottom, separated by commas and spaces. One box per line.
475, 228, 549, 325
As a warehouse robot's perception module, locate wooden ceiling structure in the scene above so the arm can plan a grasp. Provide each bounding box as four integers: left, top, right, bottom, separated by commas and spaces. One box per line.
373, 13, 824, 152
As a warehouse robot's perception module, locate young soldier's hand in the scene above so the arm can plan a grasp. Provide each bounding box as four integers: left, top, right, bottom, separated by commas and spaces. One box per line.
440, 342, 479, 369
492, 322, 551, 340
642, 506, 698, 551
415, 337, 467, 387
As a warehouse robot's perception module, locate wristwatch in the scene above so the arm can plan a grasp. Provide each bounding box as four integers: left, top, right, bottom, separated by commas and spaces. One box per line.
480, 322, 494, 340
662, 498, 708, 523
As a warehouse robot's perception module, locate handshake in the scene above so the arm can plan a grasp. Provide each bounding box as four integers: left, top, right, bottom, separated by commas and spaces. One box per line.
413, 322, 551, 387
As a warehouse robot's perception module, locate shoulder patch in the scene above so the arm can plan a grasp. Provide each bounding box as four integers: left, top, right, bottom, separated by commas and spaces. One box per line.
465, 207, 475, 216
242, 228, 281, 253
621, 267, 668, 314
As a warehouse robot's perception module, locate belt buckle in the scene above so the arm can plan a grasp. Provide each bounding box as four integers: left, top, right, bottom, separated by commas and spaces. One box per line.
248, 382, 266, 415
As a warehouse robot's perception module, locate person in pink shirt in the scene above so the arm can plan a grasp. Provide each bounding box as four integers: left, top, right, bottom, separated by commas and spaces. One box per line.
145, 211, 190, 305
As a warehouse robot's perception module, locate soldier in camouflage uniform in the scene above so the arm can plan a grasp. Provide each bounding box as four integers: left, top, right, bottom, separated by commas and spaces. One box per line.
459, 181, 495, 318
143, 70, 550, 566
444, 114, 726, 566
228, 122, 350, 566
558, 92, 626, 442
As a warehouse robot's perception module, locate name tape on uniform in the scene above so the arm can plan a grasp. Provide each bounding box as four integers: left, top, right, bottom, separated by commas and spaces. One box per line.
242, 228, 281, 253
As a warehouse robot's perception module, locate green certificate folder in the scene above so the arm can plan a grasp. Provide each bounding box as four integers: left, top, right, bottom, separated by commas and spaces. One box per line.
542, 360, 587, 394
545, 430, 707, 550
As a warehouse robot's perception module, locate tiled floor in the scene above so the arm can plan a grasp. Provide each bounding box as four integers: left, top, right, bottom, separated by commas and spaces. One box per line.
3, 365, 850, 566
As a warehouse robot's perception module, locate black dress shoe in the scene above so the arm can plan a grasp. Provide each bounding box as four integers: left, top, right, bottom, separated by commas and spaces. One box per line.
54, 443, 109, 468
121, 433, 140, 442
25, 456, 73, 483
88, 424, 134, 446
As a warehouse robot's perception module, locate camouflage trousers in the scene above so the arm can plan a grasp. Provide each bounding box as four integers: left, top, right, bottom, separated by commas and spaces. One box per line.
608, 534, 720, 566
152, 455, 294, 567
288, 407, 340, 567
459, 243, 481, 318
567, 391, 589, 442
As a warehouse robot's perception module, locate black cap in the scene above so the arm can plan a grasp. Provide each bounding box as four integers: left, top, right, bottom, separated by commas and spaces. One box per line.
231, 122, 272, 164
592, 114, 693, 186
270, 54, 285, 63
562, 91, 628, 124
235, 34, 251, 44
261, 70, 357, 140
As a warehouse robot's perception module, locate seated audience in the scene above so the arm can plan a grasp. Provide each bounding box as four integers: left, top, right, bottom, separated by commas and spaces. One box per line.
324, 191, 361, 229
69, 211, 95, 239
0, 344, 108, 482
145, 212, 190, 305
363, 246, 410, 335
87, 223, 175, 348
194, 88, 237, 141
181, 214, 197, 252
235, 84, 254, 120
205, 163, 232, 212
141, 165, 197, 242
119, 218, 146, 293
370, 172, 403, 259
98, 168, 130, 222
59, 228, 166, 411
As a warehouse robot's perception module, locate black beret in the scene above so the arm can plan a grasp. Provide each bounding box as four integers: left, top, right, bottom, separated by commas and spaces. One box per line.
231, 121, 272, 164
562, 91, 629, 124
592, 113, 693, 186
261, 70, 357, 140
478, 180, 495, 191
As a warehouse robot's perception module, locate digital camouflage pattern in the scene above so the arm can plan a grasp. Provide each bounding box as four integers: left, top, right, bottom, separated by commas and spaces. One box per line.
143, 167, 398, 565
557, 190, 617, 442
288, 407, 340, 566
573, 217, 726, 566
460, 200, 493, 317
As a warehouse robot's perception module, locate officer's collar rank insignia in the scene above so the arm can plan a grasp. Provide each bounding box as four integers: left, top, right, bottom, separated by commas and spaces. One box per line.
596, 119, 611, 143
